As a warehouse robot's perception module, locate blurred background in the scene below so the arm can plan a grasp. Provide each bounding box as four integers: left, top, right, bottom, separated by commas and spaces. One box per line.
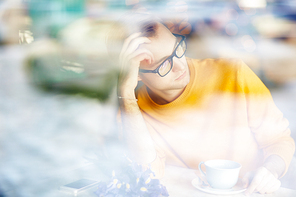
0, 0, 296, 196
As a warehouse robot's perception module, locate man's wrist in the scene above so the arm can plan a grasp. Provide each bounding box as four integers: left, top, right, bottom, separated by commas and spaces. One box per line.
118, 89, 136, 100
118, 96, 138, 101
263, 155, 286, 179
263, 162, 279, 179
118, 89, 139, 113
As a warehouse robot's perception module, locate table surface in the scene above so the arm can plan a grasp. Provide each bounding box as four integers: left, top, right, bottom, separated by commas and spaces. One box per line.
16, 164, 294, 197
161, 165, 296, 197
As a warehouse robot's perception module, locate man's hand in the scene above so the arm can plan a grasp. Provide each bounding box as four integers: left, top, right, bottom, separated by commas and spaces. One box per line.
242, 166, 281, 195
242, 155, 285, 195
118, 32, 153, 97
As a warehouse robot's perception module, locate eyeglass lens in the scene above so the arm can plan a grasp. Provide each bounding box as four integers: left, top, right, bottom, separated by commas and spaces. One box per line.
158, 39, 186, 76
159, 59, 172, 76
176, 40, 186, 58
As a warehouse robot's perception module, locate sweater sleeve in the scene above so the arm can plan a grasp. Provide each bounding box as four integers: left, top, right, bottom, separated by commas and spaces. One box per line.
144, 120, 167, 179
238, 61, 295, 176
117, 109, 166, 178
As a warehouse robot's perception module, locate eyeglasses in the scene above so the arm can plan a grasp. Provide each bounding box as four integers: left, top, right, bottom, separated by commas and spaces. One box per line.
139, 34, 187, 77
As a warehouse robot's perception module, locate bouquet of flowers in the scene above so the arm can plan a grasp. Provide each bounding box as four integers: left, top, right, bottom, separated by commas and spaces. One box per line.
94, 160, 169, 197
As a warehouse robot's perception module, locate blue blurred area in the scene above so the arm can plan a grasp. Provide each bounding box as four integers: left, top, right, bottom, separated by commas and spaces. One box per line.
28, 0, 85, 38
271, 1, 296, 20
21, 0, 296, 39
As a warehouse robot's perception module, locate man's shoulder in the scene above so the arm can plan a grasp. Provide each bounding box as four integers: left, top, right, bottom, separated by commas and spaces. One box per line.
187, 57, 246, 72
200, 58, 244, 67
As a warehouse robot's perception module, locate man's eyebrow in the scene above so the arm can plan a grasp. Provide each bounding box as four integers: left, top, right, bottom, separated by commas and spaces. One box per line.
152, 56, 168, 67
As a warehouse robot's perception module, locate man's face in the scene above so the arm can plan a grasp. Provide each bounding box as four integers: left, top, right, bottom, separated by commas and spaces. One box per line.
138, 23, 190, 95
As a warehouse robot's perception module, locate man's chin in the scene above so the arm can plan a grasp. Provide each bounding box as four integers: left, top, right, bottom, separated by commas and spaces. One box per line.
172, 80, 189, 91
181, 75, 190, 87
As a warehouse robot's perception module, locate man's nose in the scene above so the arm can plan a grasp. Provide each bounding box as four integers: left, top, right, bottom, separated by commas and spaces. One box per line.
171, 57, 185, 72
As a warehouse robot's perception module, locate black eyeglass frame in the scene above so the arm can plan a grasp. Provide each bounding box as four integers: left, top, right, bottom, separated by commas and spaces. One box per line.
138, 34, 187, 77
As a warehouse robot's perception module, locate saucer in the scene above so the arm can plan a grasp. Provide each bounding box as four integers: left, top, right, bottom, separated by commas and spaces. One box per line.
191, 178, 246, 195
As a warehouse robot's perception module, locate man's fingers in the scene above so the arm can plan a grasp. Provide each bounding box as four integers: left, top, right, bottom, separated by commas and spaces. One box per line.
120, 32, 142, 63
245, 168, 267, 195
270, 179, 281, 194
259, 179, 281, 194
253, 170, 274, 193
121, 32, 141, 54
245, 167, 281, 195
255, 178, 269, 194
246, 175, 263, 194
119, 52, 152, 83
131, 53, 154, 66
126, 48, 154, 65
256, 171, 277, 193
120, 37, 151, 62
120, 48, 152, 69
119, 48, 153, 76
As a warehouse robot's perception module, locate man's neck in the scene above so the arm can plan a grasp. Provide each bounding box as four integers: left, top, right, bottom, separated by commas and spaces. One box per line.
147, 87, 185, 105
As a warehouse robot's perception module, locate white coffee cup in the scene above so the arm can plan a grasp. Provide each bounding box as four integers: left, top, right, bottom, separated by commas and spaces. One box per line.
198, 159, 241, 189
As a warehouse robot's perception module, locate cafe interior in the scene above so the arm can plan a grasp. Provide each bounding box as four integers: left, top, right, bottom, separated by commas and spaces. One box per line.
1, 0, 296, 196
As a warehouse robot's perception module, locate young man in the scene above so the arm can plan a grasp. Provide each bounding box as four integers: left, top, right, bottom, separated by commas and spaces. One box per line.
110, 14, 295, 195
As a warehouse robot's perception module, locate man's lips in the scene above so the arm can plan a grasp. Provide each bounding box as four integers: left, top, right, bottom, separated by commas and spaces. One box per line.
175, 71, 186, 80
